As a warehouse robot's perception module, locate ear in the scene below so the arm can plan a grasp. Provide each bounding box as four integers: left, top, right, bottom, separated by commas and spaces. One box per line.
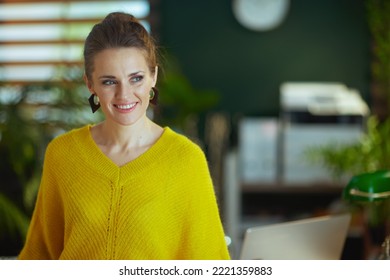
152, 66, 158, 87
83, 73, 94, 93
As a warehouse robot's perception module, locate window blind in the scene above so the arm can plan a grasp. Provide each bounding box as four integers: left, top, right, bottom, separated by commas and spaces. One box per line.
0, 0, 152, 84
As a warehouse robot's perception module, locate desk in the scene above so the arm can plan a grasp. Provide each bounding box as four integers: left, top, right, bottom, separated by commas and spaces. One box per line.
223, 151, 364, 259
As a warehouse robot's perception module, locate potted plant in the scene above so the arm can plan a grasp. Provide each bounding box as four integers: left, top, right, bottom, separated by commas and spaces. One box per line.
155, 53, 220, 141
366, 0, 390, 120
0, 67, 100, 256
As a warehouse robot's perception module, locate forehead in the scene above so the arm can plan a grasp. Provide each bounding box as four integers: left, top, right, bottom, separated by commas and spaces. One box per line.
92, 47, 149, 71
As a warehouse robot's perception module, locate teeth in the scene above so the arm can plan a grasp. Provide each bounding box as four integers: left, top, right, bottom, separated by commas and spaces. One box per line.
116, 103, 136, 109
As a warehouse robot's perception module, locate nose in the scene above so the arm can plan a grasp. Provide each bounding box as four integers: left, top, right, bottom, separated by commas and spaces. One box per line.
116, 82, 132, 100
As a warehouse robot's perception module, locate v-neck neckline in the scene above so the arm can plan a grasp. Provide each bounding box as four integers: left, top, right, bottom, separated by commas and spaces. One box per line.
76, 125, 171, 183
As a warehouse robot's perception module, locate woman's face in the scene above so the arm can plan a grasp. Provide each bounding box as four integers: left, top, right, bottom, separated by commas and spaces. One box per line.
86, 47, 157, 127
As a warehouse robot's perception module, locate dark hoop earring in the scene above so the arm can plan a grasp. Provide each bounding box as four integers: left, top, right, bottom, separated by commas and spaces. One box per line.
149, 87, 159, 105
88, 94, 100, 113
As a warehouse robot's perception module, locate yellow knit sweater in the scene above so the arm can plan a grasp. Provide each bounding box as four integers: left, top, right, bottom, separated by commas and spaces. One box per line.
18, 125, 230, 260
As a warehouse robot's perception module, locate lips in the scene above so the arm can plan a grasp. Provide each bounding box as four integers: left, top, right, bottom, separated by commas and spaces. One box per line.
114, 103, 137, 110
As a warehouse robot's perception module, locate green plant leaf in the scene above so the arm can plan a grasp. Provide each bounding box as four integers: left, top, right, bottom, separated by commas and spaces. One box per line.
0, 192, 29, 240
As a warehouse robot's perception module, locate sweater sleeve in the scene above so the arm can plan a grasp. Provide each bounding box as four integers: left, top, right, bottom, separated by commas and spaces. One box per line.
18, 142, 64, 260
178, 144, 230, 260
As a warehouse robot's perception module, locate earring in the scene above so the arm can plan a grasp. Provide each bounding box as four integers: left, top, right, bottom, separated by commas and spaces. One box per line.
149, 87, 159, 105
88, 94, 100, 113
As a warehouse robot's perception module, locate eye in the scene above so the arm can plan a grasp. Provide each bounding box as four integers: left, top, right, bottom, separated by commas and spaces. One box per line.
130, 75, 144, 83
102, 79, 116, 85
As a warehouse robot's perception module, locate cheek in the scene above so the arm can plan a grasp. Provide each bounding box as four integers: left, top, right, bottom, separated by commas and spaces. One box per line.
97, 96, 111, 109
92, 82, 108, 94
95, 89, 108, 99
94, 88, 113, 104
135, 84, 151, 99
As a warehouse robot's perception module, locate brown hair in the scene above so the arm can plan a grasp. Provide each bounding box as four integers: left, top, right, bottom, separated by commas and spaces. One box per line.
83, 12, 158, 81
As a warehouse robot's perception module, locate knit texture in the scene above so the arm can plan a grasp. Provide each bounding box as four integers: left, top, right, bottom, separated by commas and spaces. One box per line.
18, 125, 230, 260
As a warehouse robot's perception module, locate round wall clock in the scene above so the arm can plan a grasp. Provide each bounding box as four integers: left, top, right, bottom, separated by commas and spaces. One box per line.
232, 0, 290, 32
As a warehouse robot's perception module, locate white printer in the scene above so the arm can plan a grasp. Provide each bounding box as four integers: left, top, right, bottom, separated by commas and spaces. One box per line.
279, 82, 369, 184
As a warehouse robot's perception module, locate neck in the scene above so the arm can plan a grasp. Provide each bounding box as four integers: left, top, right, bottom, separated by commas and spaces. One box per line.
96, 117, 155, 150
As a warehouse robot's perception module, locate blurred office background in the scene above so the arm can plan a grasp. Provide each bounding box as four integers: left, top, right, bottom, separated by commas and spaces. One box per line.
1, 0, 388, 259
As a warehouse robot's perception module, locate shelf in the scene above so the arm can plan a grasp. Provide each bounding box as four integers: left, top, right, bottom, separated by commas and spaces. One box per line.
241, 182, 345, 194
240, 182, 345, 218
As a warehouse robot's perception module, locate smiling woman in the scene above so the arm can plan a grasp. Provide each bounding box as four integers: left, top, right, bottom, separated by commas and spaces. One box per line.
0, 0, 155, 258
85, 48, 157, 129
17, 11, 230, 260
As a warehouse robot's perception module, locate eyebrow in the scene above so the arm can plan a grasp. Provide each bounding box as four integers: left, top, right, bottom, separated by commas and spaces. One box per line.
98, 75, 115, 79
98, 71, 145, 79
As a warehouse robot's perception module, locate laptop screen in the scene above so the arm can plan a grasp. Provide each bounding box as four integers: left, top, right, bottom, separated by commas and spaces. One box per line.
239, 213, 351, 260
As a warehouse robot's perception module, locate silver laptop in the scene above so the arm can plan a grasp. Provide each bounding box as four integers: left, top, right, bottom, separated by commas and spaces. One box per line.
239, 213, 351, 260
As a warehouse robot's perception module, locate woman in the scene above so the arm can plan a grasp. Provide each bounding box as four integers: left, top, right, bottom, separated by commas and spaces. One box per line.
18, 12, 230, 260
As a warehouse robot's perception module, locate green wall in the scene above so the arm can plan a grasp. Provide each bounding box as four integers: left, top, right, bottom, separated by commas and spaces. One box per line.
159, 0, 370, 117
